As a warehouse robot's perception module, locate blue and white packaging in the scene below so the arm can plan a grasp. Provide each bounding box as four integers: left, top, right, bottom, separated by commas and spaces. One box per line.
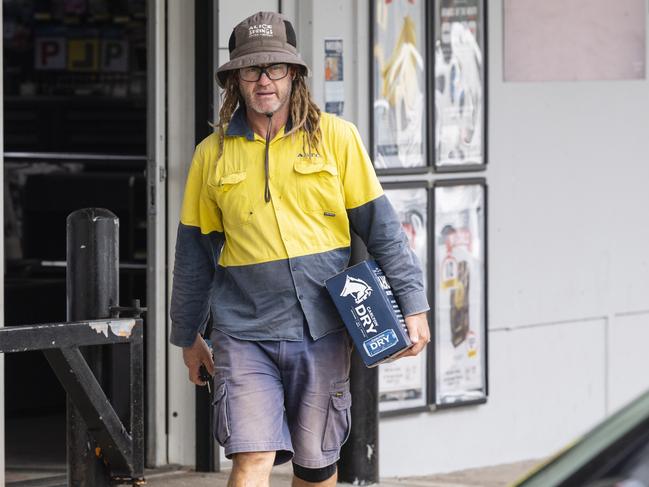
325, 260, 412, 367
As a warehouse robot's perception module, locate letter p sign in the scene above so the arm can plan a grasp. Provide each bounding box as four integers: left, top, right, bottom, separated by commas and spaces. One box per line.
102, 40, 128, 72
35, 37, 66, 70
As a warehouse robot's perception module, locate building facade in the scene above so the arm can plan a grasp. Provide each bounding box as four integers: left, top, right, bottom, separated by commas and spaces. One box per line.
2, 0, 649, 481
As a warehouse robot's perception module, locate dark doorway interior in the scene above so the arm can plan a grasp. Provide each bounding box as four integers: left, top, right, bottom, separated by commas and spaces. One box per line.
3, 0, 147, 483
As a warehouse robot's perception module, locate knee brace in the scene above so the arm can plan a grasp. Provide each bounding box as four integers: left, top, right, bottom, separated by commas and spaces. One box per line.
293, 462, 337, 483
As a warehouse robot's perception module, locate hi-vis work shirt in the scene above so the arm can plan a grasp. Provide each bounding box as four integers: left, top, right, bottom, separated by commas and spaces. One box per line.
169, 108, 428, 347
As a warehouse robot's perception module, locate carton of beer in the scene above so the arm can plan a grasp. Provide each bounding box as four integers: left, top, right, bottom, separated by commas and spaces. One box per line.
325, 260, 412, 367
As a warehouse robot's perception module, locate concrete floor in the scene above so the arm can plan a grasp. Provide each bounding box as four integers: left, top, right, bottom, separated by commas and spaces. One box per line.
4, 413, 539, 486
142, 460, 539, 487
5, 459, 539, 486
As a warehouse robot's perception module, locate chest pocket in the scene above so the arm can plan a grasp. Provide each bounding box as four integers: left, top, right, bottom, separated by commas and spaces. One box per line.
293, 161, 344, 213
208, 171, 253, 226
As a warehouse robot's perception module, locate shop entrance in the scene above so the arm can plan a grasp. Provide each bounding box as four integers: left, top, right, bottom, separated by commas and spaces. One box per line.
3, 0, 153, 482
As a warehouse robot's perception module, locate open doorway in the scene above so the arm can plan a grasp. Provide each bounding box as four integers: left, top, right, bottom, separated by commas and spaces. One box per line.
3, 0, 148, 482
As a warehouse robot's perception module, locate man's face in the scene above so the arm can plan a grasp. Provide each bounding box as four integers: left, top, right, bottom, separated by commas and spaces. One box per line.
238, 64, 294, 116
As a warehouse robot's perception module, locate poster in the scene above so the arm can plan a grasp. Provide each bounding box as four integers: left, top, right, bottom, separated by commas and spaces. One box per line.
434, 181, 487, 405
324, 38, 345, 116
372, 0, 427, 171
379, 185, 429, 413
434, 0, 485, 169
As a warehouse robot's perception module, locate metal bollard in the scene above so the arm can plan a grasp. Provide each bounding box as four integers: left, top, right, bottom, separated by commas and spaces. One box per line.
66, 208, 119, 487
338, 233, 379, 485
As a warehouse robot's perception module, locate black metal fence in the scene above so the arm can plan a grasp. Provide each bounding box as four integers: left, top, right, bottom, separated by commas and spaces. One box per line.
0, 318, 144, 485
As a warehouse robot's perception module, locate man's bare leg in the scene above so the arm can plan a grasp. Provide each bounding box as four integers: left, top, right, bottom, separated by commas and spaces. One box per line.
292, 469, 337, 487
228, 451, 276, 487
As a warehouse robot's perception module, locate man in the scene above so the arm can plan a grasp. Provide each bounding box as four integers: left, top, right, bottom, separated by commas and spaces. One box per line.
170, 11, 430, 487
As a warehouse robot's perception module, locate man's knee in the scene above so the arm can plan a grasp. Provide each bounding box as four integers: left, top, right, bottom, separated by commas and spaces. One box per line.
232, 451, 275, 473
293, 462, 337, 483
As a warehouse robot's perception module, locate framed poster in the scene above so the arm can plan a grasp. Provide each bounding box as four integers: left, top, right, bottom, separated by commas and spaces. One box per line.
434, 0, 487, 172
371, 0, 430, 173
433, 179, 487, 407
379, 182, 432, 415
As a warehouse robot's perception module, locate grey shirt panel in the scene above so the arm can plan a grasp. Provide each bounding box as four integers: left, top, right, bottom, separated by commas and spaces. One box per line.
210, 247, 350, 341
169, 223, 225, 347
347, 194, 430, 316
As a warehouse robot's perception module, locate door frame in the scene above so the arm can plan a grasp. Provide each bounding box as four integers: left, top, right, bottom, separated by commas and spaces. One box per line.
146, 0, 168, 467
0, 0, 5, 481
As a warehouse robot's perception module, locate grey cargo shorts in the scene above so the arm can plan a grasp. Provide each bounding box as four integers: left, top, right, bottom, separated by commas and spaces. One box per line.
209, 326, 353, 468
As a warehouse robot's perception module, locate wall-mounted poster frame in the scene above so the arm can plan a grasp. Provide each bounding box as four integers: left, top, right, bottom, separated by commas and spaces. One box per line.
370, 0, 433, 175
379, 181, 433, 416
432, 178, 488, 408
433, 0, 488, 173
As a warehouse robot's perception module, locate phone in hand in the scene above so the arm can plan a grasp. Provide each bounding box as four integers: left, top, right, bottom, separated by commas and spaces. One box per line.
198, 338, 214, 391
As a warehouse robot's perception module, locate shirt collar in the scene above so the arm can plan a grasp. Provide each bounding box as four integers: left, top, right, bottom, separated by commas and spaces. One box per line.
226, 106, 255, 141
225, 106, 294, 141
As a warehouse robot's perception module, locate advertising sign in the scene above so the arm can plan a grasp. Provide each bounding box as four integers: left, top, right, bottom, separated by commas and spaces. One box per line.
434, 180, 487, 406
434, 0, 486, 170
379, 184, 430, 414
324, 38, 345, 116
372, 0, 428, 171
504, 0, 646, 81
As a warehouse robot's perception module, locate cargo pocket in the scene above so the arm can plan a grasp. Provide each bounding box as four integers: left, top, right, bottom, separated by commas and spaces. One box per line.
322, 380, 352, 451
294, 161, 344, 214
212, 380, 231, 446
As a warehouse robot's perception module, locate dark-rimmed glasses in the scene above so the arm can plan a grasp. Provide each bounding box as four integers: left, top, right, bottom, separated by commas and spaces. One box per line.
239, 63, 289, 82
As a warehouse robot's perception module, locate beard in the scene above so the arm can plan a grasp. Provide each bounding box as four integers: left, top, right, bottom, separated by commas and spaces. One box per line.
240, 81, 292, 116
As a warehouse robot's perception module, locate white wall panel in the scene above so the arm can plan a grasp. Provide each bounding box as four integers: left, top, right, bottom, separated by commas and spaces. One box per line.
1, 0, 5, 481
166, 0, 197, 467
487, 0, 649, 329
146, 0, 168, 466
610, 176, 649, 312
296, 1, 358, 123
380, 320, 606, 476
608, 312, 649, 412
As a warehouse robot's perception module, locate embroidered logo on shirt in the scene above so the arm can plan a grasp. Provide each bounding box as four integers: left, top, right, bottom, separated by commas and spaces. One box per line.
340, 275, 372, 304
296, 152, 321, 158
248, 24, 273, 38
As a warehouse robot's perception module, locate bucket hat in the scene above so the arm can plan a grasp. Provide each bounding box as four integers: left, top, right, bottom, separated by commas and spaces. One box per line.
215, 11, 310, 88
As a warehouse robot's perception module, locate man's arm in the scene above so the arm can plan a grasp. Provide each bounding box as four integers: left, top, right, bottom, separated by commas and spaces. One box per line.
169, 224, 223, 347
169, 141, 224, 383
338, 121, 430, 356
347, 196, 430, 356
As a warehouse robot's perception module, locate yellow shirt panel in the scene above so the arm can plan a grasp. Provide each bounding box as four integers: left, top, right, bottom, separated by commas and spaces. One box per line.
180, 114, 383, 267
180, 136, 223, 234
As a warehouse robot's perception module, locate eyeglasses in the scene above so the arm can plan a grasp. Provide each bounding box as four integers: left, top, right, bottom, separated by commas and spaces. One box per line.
239, 63, 289, 82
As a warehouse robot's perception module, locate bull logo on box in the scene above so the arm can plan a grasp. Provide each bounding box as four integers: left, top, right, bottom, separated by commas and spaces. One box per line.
340, 275, 372, 304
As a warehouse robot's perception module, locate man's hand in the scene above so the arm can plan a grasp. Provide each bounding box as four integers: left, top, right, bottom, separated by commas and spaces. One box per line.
398, 312, 430, 359
182, 334, 215, 386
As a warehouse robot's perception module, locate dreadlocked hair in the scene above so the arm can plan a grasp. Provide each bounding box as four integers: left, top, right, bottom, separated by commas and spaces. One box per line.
286, 71, 322, 157
214, 68, 322, 161
214, 75, 242, 161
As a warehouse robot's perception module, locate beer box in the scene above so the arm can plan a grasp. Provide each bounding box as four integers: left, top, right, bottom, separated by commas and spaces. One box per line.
325, 260, 412, 367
